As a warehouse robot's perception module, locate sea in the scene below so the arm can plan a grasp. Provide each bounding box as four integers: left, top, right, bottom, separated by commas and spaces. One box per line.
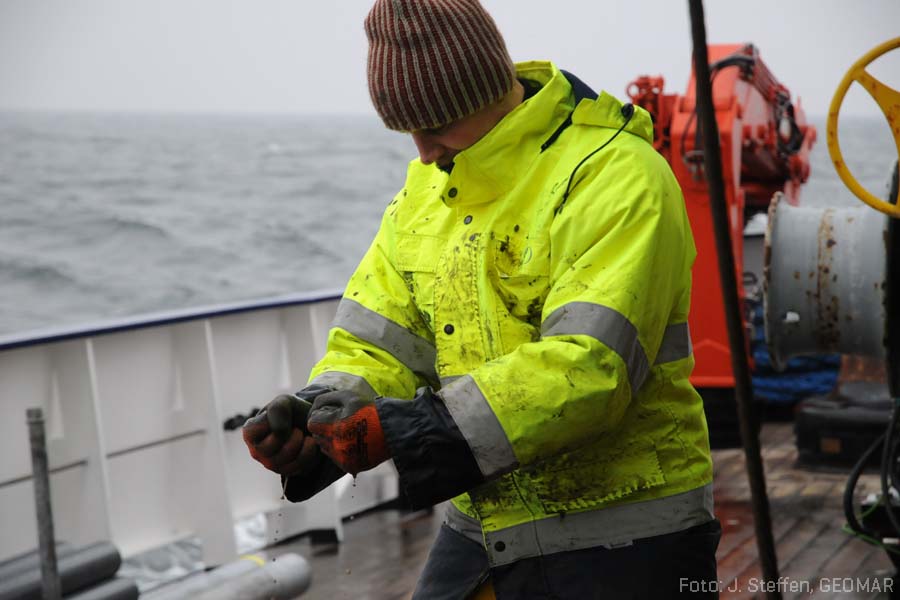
0, 111, 895, 337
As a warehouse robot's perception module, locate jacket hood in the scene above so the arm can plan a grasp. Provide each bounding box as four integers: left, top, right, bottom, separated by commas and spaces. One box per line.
572, 89, 654, 144
406, 61, 655, 207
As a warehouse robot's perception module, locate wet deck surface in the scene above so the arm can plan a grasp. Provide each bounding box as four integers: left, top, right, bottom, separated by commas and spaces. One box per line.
713, 422, 892, 599
274, 422, 893, 599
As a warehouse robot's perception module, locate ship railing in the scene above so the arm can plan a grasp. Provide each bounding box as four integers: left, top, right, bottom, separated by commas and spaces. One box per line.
0, 289, 399, 565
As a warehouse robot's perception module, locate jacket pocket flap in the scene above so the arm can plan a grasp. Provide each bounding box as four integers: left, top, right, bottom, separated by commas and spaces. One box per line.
396, 234, 444, 272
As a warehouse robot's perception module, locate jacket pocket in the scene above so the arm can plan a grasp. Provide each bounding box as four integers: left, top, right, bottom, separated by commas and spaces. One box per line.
489, 235, 550, 329
396, 234, 443, 330
529, 437, 666, 513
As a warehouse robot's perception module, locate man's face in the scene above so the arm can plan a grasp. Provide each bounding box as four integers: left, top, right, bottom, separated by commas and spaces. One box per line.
409, 82, 523, 170
409, 111, 492, 170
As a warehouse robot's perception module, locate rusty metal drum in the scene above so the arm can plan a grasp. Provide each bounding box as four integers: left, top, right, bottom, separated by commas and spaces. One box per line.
764, 192, 890, 369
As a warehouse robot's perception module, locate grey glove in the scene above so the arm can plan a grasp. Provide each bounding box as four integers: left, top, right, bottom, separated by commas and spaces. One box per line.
242, 387, 325, 477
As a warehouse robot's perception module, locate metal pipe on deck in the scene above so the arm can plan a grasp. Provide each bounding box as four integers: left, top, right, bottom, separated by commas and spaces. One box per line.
0, 541, 122, 600
142, 553, 272, 600
191, 553, 312, 600
687, 1, 781, 597
66, 578, 139, 600
0, 542, 75, 581
26, 407, 62, 600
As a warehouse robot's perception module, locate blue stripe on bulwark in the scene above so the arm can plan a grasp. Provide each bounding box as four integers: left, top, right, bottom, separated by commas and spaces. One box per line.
0, 289, 344, 352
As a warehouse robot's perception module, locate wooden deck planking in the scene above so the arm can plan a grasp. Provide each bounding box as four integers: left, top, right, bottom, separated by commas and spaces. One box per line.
274, 507, 442, 600
723, 516, 832, 598
810, 540, 883, 599
715, 423, 892, 600
272, 422, 894, 599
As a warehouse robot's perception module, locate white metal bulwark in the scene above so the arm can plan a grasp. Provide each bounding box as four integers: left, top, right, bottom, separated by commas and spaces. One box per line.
0, 291, 400, 564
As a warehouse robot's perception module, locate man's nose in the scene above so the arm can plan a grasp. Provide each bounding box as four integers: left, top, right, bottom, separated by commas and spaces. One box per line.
411, 132, 444, 165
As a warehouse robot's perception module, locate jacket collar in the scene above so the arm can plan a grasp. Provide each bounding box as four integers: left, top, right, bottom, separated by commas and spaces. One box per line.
438, 61, 574, 207
427, 61, 655, 208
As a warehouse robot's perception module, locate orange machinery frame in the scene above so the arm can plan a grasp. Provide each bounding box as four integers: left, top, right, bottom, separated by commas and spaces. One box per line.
628, 44, 816, 392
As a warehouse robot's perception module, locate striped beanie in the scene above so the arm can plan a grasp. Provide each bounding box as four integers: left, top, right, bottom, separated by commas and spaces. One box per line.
364, 0, 516, 132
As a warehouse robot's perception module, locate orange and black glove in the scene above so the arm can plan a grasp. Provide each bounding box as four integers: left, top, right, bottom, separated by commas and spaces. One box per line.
307, 390, 390, 476
309, 387, 488, 508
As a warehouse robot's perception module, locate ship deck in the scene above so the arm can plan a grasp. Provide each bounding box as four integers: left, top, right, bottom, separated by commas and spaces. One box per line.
275, 421, 893, 599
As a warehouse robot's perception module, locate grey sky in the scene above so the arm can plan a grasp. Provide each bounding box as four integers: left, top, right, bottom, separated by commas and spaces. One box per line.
0, 0, 897, 118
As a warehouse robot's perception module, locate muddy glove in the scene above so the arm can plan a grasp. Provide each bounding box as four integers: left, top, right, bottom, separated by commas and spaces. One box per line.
242, 387, 325, 477
307, 390, 390, 476
309, 387, 488, 508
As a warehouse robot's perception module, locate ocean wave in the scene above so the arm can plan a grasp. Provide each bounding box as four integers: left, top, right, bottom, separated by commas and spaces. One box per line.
1, 113, 889, 336
87, 176, 148, 190
87, 135, 126, 146
0, 256, 78, 287
88, 214, 173, 240
274, 178, 348, 200
250, 223, 342, 260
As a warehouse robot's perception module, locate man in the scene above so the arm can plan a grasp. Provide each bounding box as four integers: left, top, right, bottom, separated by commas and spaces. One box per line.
244, 0, 720, 597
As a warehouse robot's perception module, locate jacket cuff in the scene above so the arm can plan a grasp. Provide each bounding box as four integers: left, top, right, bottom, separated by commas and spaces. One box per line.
281, 454, 346, 502
281, 378, 370, 501
377, 388, 485, 509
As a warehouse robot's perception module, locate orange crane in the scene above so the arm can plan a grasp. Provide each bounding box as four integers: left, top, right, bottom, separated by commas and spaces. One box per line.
628, 44, 816, 434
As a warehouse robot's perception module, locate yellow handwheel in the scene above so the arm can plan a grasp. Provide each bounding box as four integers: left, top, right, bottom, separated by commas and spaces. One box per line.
827, 37, 900, 217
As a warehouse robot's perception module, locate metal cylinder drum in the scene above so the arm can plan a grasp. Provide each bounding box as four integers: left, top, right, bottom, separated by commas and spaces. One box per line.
764, 192, 891, 370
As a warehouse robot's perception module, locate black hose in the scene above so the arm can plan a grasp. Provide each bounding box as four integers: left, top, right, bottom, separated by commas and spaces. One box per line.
887, 162, 899, 398
680, 56, 753, 169
881, 408, 900, 534
709, 54, 755, 74
844, 431, 886, 536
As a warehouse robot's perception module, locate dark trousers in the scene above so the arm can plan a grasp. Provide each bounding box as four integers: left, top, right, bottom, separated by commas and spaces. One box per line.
413, 519, 722, 600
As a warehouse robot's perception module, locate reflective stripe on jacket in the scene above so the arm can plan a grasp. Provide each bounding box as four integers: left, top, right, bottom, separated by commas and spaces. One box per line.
309, 61, 714, 565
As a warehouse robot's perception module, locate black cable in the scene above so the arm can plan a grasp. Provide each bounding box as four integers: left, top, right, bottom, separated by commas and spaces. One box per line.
555, 103, 634, 215
881, 407, 900, 534
680, 45, 756, 167
680, 62, 746, 170
844, 431, 886, 537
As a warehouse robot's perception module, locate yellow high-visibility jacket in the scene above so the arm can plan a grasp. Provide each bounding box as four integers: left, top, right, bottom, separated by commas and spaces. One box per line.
306, 61, 713, 566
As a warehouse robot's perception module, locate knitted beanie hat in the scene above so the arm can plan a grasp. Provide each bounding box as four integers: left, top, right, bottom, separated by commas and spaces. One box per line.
365, 0, 516, 132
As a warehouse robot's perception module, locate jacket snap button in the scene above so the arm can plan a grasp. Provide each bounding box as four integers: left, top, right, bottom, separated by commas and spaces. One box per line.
464, 215, 473, 224
444, 324, 455, 335
448, 187, 458, 198
494, 541, 506, 552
